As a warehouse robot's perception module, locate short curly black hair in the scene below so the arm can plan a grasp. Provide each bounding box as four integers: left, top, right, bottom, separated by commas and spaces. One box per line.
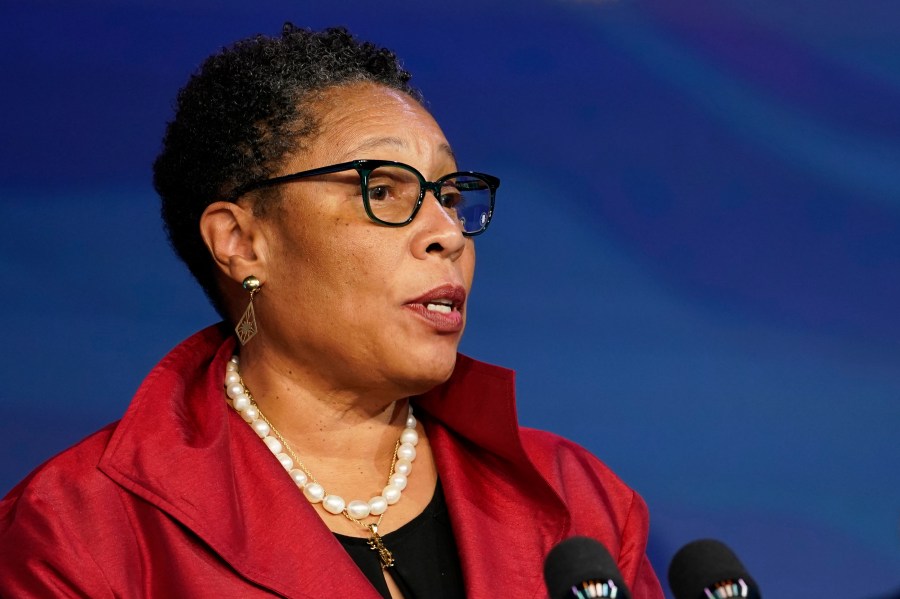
153, 23, 422, 318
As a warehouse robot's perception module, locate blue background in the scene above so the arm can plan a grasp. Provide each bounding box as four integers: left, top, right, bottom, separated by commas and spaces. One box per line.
2, 0, 898, 595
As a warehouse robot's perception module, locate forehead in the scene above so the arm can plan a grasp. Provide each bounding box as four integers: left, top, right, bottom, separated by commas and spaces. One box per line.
298, 83, 455, 168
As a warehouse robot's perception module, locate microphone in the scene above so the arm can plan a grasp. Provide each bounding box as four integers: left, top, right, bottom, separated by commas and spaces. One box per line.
543, 536, 632, 599
668, 539, 761, 599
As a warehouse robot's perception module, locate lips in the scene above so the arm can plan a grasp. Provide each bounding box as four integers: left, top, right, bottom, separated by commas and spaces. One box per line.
404, 284, 467, 333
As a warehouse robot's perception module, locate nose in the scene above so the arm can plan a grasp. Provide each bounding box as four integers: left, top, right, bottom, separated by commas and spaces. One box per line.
410, 190, 467, 261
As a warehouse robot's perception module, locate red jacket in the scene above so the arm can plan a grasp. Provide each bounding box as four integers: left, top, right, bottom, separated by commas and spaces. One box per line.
0, 325, 663, 598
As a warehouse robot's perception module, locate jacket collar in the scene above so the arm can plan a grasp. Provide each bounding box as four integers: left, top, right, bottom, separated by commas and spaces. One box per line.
99, 325, 568, 597
418, 357, 570, 594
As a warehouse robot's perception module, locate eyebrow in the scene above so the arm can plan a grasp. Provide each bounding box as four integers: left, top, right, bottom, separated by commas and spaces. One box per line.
348, 136, 456, 162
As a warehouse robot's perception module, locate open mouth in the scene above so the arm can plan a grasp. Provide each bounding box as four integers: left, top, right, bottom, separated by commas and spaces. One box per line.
405, 284, 467, 332
425, 299, 455, 314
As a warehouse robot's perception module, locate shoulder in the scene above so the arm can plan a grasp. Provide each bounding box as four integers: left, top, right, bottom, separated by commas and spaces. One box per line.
3, 422, 118, 506
519, 427, 638, 510
0, 423, 124, 596
0, 326, 233, 596
519, 428, 663, 596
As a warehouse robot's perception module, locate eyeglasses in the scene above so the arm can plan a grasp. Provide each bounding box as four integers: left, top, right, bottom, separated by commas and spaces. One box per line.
227, 159, 499, 236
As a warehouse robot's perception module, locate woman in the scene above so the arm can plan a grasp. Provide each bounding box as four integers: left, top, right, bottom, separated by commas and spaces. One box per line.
0, 25, 663, 597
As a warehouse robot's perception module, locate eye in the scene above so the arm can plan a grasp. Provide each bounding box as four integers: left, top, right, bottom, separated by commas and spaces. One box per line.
439, 190, 463, 209
366, 168, 409, 203
368, 185, 392, 202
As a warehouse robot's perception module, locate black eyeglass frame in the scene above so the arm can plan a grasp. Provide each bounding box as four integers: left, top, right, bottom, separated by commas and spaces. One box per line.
227, 159, 499, 237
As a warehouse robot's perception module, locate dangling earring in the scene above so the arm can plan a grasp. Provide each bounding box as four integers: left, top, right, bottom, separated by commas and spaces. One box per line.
235, 275, 261, 345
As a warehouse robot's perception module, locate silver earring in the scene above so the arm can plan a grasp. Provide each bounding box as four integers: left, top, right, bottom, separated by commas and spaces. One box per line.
235, 276, 261, 345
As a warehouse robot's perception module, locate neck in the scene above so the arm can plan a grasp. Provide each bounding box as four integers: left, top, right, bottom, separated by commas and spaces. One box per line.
224, 348, 439, 538
235, 343, 409, 463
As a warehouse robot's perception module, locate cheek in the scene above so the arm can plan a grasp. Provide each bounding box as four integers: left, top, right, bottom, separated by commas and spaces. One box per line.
463, 241, 477, 286
282, 226, 399, 305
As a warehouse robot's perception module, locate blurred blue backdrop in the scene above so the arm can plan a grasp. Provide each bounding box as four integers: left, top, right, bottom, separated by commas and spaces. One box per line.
2, 0, 898, 595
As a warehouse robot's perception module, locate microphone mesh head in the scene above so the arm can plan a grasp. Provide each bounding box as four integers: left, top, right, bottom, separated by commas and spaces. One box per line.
543, 536, 631, 599
668, 539, 760, 599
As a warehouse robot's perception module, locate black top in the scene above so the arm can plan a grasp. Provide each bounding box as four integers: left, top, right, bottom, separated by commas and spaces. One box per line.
334, 480, 465, 598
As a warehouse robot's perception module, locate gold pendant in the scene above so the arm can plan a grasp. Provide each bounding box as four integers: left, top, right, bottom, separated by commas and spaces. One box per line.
366, 524, 395, 569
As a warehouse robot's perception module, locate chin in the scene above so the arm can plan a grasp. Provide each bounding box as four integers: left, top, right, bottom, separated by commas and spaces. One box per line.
402, 349, 459, 396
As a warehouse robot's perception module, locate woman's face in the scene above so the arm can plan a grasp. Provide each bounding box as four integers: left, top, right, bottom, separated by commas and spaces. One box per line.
252, 83, 475, 398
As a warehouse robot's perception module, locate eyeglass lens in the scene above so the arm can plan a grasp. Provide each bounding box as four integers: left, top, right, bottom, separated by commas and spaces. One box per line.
365, 165, 492, 234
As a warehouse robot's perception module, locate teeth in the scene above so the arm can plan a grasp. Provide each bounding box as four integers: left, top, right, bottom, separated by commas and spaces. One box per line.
426, 303, 453, 314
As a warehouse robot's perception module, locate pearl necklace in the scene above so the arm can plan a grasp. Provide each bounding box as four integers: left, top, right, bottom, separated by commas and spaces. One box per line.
223, 355, 418, 568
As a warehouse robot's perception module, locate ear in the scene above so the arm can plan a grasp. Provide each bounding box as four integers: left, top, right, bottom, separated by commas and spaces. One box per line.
199, 201, 268, 285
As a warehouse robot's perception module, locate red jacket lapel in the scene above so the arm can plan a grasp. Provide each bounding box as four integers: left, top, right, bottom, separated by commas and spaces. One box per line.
419, 355, 570, 596
99, 325, 383, 598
